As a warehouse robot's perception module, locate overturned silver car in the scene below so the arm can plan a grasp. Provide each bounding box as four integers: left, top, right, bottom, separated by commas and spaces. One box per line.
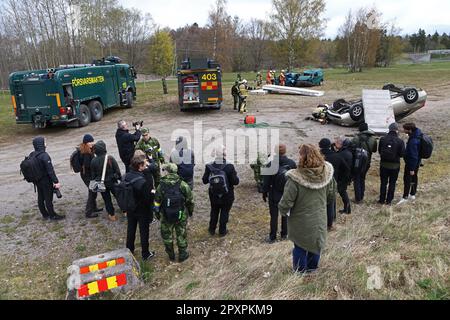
312, 84, 427, 126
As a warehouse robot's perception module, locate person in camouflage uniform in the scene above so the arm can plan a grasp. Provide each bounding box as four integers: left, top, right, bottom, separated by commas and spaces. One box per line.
250, 153, 267, 193
154, 163, 194, 262
255, 72, 263, 88
136, 128, 165, 187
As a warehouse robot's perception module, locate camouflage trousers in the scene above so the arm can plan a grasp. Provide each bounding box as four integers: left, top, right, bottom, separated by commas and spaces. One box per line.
233, 95, 239, 110
160, 218, 188, 258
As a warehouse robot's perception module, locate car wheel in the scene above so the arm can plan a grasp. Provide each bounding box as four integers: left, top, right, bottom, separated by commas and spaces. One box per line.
382, 83, 396, 91
126, 91, 134, 108
88, 100, 103, 122
78, 104, 91, 127
332, 99, 347, 110
403, 88, 419, 104
349, 103, 364, 121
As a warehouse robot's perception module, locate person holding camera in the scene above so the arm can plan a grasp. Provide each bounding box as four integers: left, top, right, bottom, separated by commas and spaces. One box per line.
115, 120, 142, 173
136, 128, 165, 187
91, 140, 122, 222
30, 137, 65, 221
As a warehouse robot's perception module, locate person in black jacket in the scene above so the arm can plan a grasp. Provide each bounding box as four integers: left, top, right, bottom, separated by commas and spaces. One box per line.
202, 146, 239, 236
115, 120, 142, 173
31, 137, 65, 221
91, 140, 122, 221
170, 136, 195, 190
125, 155, 155, 261
334, 137, 353, 214
262, 144, 297, 243
79, 134, 102, 218
319, 138, 341, 230
378, 123, 406, 205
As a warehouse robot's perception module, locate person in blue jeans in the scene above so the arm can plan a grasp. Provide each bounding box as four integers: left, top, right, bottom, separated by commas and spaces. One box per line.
278, 144, 336, 273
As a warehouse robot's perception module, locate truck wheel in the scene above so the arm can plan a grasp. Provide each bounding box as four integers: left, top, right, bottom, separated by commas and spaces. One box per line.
78, 104, 91, 127
89, 100, 103, 122
349, 103, 364, 122
126, 91, 133, 108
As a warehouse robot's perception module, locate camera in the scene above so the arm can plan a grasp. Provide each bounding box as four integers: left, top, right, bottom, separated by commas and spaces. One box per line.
132, 121, 143, 127
54, 188, 62, 199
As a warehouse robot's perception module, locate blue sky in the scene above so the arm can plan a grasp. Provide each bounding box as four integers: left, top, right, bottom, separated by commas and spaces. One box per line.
120, 0, 449, 38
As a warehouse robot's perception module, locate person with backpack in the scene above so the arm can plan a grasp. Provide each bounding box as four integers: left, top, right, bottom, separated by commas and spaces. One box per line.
91, 140, 122, 221
170, 136, 195, 190
231, 81, 240, 111
154, 163, 194, 262
334, 137, 353, 214
22, 137, 65, 221
398, 123, 424, 205
378, 123, 406, 206
319, 138, 342, 231
74, 134, 103, 218
262, 144, 297, 243
278, 144, 336, 273
202, 146, 240, 237
121, 155, 156, 261
351, 123, 378, 203
115, 120, 142, 173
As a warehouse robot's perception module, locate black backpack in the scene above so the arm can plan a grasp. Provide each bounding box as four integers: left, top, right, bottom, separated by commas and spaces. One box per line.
70, 148, 83, 173
207, 164, 229, 196
273, 165, 291, 192
161, 181, 185, 223
20, 152, 44, 183
352, 147, 369, 175
420, 134, 433, 159
379, 136, 397, 163
115, 177, 144, 213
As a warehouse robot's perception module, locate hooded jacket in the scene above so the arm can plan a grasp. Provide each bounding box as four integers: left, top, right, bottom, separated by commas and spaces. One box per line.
124, 169, 153, 218
115, 128, 141, 164
278, 162, 336, 254
90, 141, 122, 188
404, 128, 423, 169
336, 140, 353, 184
170, 138, 195, 182
31, 137, 58, 184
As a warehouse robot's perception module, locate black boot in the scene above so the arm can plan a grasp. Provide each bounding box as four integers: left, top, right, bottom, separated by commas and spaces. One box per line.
179, 250, 189, 263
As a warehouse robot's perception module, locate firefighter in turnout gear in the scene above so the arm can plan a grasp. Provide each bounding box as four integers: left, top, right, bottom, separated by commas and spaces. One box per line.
231, 81, 240, 111
136, 128, 165, 187
238, 79, 249, 114
154, 163, 194, 262
255, 72, 263, 88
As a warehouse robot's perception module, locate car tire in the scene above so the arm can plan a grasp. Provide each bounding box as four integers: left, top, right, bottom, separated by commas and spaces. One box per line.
349, 103, 364, 121
333, 99, 347, 110
403, 88, 419, 104
78, 104, 91, 127
382, 83, 396, 91
126, 91, 134, 108
88, 100, 103, 122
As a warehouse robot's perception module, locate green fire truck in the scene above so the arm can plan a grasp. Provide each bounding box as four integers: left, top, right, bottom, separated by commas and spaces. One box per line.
177, 58, 222, 111
9, 56, 137, 128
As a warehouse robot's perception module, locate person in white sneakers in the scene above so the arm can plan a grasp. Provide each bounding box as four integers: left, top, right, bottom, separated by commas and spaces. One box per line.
398, 123, 422, 205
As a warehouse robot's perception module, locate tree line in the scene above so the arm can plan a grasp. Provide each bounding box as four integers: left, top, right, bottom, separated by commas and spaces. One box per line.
1, 0, 450, 89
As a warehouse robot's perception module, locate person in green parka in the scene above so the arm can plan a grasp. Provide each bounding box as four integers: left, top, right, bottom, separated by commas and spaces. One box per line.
278, 144, 336, 273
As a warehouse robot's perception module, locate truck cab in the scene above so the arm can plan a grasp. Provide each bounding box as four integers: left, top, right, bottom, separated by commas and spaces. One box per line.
177, 58, 222, 111
9, 56, 137, 128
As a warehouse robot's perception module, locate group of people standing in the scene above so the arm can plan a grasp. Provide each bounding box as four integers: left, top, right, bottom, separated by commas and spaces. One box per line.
25, 117, 426, 273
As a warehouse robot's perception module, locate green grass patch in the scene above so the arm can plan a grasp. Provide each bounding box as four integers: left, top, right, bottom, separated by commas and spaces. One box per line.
0, 215, 15, 224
